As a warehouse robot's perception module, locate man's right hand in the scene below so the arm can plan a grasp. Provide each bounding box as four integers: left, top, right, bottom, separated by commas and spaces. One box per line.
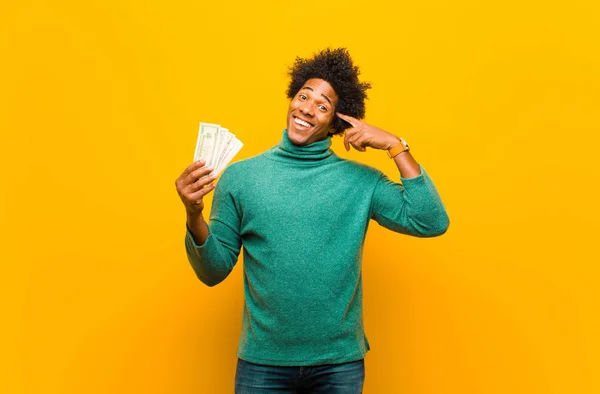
175, 160, 218, 215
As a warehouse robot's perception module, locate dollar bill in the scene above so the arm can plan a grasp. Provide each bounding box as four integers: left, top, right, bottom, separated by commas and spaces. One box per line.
194, 122, 243, 176
194, 122, 218, 164
214, 138, 243, 175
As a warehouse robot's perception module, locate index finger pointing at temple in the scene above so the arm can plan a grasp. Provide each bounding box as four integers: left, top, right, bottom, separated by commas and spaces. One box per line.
336, 112, 359, 127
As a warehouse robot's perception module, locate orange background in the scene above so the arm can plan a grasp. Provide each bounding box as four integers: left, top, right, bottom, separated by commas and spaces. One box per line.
2, 1, 599, 393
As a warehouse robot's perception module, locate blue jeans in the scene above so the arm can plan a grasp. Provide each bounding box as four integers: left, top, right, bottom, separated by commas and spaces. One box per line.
234, 358, 365, 393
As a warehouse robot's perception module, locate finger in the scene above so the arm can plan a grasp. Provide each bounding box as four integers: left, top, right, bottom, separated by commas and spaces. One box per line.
353, 134, 369, 148
343, 131, 351, 151
347, 128, 365, 147
348, 132, 368, 151
187, 165, 214, 184
347, 130, 359, 144
345, 126, 361, 145
188, 183, 217, 201
189, 164, 214, 180
336, 113, 359, 127
188, 173, 218, 193
354, 139, 368, 152
176, 160, 206, 189
344, 131, 358, 151
350, 140, 367, 152
183, 159, 206, 176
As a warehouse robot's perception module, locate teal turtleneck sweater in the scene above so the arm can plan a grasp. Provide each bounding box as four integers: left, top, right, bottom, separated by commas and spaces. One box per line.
185, 129, 449, 366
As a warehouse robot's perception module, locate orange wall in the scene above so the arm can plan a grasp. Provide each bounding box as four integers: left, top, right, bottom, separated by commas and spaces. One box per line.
2, 1, 599, 393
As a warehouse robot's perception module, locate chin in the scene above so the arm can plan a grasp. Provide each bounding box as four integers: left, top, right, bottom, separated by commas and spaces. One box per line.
287, 129, 308, 146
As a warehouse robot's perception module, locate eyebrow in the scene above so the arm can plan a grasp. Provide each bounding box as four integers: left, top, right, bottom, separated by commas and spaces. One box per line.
300, 86, 333, 106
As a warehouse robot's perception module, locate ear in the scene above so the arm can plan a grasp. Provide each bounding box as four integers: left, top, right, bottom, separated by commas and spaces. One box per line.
326, 123, 336, 136
326, 116, 337, 135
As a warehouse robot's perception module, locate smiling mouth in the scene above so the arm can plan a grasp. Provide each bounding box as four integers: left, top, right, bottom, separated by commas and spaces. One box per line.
293, 117, 313, 129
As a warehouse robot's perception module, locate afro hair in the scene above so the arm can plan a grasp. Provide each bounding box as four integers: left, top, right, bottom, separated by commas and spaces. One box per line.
286, 47, 371, 135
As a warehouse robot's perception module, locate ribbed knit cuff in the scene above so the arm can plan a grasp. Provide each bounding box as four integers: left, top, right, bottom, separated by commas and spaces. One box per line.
185, 225, 211, 249
399, 164, 426, 186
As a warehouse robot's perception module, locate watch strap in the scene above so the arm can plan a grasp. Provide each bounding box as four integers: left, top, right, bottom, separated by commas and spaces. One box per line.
387, 138, 409, 158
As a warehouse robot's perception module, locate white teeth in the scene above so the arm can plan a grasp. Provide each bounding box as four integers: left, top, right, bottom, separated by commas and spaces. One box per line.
294, 118, 311, 128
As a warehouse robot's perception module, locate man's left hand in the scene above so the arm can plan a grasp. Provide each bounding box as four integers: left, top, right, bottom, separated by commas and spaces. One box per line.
336, 113, 401, 152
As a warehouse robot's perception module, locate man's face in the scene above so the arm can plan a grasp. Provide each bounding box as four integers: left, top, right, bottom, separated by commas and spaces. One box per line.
287, 78, 339, 146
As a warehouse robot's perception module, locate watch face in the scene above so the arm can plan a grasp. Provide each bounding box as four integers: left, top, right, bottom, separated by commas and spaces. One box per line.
400, 138, 409, 148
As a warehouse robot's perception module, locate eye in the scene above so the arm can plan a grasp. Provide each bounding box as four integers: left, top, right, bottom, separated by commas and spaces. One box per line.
299, 94, 307, 100
319, 105, 328, 112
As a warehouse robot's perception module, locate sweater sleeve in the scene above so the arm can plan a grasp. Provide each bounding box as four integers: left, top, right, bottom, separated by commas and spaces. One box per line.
370, 164, 450, 237
184, 167, 242, 286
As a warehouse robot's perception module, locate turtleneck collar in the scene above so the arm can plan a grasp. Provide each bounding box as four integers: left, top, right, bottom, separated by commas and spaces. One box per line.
271, 129, 333, 163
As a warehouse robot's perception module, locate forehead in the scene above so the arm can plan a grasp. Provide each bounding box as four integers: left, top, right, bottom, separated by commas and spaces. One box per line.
301, 78, 339, 103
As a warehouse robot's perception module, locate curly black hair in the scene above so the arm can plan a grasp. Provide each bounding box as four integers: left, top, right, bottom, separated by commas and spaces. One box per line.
286, 47, 371, 135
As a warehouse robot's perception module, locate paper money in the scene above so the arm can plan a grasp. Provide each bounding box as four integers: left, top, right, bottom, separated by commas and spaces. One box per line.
194, 122, 243, 176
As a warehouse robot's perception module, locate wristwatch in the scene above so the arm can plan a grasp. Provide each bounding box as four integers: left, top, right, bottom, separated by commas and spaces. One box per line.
387, 137, 410, 158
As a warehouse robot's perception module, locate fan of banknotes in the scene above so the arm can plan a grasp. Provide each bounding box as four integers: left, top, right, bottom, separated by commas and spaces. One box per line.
194, 122, 243, 176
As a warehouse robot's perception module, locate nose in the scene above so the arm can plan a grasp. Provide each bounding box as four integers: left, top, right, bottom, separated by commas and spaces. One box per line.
299, 100, 314, 117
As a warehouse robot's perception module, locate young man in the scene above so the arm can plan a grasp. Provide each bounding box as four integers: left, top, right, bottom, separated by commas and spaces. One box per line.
175, 48, 449, 393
